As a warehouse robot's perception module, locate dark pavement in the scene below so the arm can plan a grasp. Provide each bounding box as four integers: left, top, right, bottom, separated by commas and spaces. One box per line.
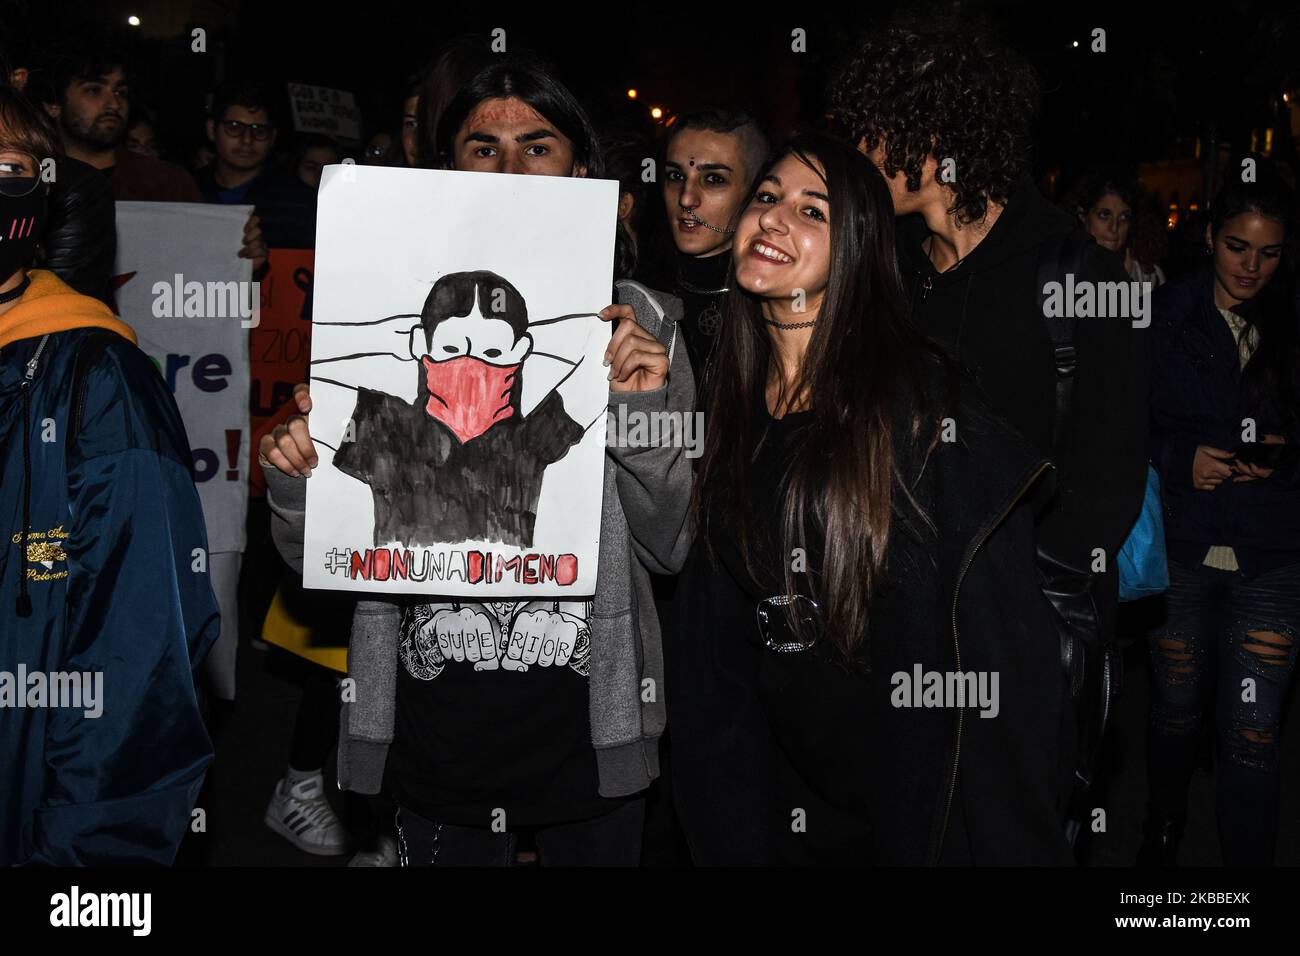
179, 599, 1300, 867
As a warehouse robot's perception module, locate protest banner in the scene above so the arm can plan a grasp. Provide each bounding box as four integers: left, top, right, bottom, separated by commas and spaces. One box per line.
250, 249, 314, 496
113, 202, 253, 554
287, 83, 362, 145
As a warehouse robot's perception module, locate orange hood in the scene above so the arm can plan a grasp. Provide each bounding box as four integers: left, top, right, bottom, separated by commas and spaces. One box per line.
0, 269, 136, 351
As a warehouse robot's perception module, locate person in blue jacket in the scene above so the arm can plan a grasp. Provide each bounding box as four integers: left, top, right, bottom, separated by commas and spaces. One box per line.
0, 86, 218, 866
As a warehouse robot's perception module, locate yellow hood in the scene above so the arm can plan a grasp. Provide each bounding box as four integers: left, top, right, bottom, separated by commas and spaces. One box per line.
0, 269, 137, 351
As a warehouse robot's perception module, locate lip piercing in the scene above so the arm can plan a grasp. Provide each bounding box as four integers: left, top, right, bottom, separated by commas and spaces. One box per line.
682, 212, 736, 235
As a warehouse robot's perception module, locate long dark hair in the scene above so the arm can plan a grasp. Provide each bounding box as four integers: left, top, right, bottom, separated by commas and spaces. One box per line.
413, 35, 494, 169
600, 123, 655, 280
1212, 158, 1300, 436
696, 131, 951, 659
434, 54, 603, 178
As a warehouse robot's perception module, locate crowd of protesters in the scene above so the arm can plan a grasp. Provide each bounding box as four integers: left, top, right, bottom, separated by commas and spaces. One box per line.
2, 18, 1298, 868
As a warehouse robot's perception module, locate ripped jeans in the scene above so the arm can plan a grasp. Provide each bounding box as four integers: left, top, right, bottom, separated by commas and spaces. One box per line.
1146, 557, 1300, 865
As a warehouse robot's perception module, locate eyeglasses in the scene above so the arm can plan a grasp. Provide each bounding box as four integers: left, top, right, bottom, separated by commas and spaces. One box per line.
754, 594, 823, 653
218, 119, 275, 142
0, 153, 42, 198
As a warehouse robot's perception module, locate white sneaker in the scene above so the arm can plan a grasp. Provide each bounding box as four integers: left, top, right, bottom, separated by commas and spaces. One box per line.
346, 835, 398, 867
264, 774, 352, 856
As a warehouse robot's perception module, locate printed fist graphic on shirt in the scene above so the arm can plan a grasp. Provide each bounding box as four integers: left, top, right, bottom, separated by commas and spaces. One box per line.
401, 605, 446, 681
501, 602, 582, 672
428, 605, 503, 671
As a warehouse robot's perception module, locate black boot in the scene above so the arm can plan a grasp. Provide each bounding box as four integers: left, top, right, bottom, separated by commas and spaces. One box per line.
1136, 807, 1183, 867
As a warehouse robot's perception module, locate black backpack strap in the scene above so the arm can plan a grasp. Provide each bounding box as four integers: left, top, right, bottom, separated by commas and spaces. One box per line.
1036, 228, 1091, 451
66, 329, 119, 456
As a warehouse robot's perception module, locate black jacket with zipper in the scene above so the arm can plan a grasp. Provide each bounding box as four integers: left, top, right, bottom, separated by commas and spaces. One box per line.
755, 377, 1074, 865
673, 360, 1075, 865
897, 178, 1150, 640
1151, 267, 1300, 575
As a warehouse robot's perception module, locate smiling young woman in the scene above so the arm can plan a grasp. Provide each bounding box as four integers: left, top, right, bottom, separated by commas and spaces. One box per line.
669, 132, 1075, 865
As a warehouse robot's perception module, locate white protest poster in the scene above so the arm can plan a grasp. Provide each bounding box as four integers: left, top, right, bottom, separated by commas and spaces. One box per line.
113, 202, 253, 555
303, 166, 617, 598
287, 83, 362, 145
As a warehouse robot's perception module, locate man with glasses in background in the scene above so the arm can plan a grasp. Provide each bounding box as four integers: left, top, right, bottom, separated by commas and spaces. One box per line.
38, 46, 270, 270
198, 80, 277, 205
200, 79, 319, 250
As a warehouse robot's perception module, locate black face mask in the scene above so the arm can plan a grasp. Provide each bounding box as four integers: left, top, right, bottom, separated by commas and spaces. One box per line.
0, 179, 47, 280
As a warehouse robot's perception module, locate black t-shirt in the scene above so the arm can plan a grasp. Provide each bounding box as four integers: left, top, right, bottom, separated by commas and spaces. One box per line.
385, 598, 625, 827
713, 408, 824, 601
333, 386, 583, 548
336, 384, 608, 826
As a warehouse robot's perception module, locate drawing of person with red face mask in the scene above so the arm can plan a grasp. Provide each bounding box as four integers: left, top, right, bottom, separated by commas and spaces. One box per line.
330, 270, 585, 548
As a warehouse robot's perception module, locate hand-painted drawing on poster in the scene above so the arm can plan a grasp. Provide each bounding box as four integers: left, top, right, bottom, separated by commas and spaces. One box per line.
303, 166, 617, 597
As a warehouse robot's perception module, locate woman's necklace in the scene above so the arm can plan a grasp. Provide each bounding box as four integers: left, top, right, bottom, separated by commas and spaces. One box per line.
676, 270, 731, 337
676, 273, 730, 296
764, 316, 816, 330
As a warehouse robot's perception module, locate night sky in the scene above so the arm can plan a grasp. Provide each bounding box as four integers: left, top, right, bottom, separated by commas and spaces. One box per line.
4, 0, 1299, 187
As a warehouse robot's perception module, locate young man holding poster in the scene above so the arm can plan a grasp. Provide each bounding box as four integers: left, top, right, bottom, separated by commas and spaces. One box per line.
260, 54, 694, 865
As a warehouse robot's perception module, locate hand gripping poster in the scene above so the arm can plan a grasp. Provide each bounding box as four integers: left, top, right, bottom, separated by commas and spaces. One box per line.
303, 166, 617, 601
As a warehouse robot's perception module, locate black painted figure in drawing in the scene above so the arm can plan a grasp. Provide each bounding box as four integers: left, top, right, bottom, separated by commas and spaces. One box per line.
330, 271, 584, 547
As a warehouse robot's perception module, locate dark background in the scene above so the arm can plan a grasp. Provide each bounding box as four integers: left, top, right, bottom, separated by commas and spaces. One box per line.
4, 0, 1300, 868
4, 0, 1300, 204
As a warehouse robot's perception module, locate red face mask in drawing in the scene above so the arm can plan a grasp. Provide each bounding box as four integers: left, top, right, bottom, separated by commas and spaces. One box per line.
420, 354, 520, 442
413, 283, 533, 443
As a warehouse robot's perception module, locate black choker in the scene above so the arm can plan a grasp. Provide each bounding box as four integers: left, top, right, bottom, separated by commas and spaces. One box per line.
0, 274, 31, 304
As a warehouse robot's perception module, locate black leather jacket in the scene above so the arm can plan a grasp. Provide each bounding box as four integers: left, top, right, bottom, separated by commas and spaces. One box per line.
751, 382, 1073, 865
672, 359, 1075, 865
36, 156, 116, 305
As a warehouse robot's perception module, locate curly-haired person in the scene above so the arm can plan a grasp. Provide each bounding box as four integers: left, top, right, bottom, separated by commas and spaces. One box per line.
830, 21, 1151, 848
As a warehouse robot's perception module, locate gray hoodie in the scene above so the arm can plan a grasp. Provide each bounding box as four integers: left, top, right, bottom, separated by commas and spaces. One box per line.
263, 279, 694, 801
